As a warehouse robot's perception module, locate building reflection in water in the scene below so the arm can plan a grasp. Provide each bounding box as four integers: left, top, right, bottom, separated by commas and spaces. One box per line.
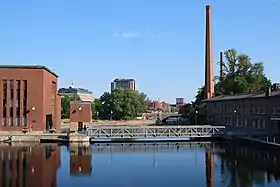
205, 151, 214, 187
0, 144, 61, 187
69, 144, 92, 176
217, 142, 280, 186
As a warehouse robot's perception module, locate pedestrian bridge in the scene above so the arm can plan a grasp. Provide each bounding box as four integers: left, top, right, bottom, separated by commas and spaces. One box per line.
87, 125, 225, 140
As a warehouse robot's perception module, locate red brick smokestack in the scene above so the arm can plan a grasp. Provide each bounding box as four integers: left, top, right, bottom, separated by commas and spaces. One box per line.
205, 5, 214, 99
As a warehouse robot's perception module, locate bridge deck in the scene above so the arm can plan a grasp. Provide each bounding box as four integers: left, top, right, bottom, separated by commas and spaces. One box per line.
87, 125, 225, 139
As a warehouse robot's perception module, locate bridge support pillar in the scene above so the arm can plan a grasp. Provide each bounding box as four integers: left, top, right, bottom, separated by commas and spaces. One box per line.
69, 133, 90, 142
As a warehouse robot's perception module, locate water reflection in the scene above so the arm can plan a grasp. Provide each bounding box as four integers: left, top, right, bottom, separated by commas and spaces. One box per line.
0, 144, 60, 187
0, 142, 279, 187
217, 142, 280, 187
69, 144, 92, 176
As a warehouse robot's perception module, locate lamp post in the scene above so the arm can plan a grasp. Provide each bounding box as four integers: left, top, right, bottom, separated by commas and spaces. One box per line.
233, 110, 237, 136
96, 111, 99, 120
195, 110, 198, 125
110, 110, 113, 121
29, 106, 36, 132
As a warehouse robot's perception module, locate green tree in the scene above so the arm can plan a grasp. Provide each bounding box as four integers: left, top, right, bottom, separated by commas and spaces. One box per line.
97, 89, 148, 120
61, 95, 80, 119
91, 98, 102, 119
217, 48, 271, 95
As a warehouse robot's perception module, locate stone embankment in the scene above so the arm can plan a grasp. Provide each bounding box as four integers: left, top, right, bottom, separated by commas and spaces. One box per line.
61, 119, 155, 126
0, 132, 90, 143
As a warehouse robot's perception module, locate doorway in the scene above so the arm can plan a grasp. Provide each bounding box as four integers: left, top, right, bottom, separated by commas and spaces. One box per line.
46, 114, 53, 131
78, 122, 83, 131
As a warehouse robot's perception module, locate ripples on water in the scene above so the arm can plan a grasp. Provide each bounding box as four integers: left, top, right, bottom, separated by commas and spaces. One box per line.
0, 141, 279, 187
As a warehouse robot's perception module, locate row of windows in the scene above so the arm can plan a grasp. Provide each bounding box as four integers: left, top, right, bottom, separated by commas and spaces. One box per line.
207, 104, 280, 115
2, 79, 27, 126
2, 118, 27, 126
224, 118, 266, 129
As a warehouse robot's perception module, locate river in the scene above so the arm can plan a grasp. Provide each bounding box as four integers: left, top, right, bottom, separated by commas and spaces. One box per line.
0, 141, 279, 187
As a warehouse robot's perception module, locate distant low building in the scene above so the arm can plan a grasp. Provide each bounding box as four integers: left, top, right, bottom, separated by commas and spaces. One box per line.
58, 87, 94, 102
148, 100, 171, 112
111, 78, 137, 91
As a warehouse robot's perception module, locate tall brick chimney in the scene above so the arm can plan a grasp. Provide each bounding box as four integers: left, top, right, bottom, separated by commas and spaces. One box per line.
205, 5, 214, 99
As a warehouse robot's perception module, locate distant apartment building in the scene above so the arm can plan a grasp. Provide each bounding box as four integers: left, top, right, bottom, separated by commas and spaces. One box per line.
175, 97, 185, 112
148, 100, 171, 112
176, 98, 185, 107
58, 87, 94, 102
111, 78, 137, 91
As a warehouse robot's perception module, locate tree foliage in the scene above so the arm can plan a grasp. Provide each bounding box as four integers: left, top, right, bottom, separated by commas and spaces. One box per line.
93, 89, 148, 120
216, 49, 271, 95
61, 95, 81, 119
180, 48, 271, 123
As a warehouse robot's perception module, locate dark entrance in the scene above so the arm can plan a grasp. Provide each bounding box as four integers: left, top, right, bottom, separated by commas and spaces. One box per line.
46, 114, 53, 131
78, 122, 83, 131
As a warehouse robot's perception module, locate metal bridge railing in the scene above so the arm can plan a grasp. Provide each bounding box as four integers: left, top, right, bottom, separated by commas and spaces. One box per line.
87, 125, 225, 138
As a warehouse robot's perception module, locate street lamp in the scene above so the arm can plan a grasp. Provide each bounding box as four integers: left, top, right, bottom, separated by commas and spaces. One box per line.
96, 111, 99, 120
233, 110, 237, 136
195, 110, 198, 125
110, 110, 113, 121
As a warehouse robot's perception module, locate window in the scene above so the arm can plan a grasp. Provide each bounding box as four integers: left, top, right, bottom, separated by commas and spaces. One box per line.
229, 118, 233, 126
16, 80, 20, 126
261, 107, 265, 114
252, 120, 256, 129
261, 119, 266, 129
2, 80, 7, 126
244, 119, 247, 128
272, 107, 276, 114
9, 80, 14, 126
236, 117, 239, 127
257, 120, 261, 129
252, 108, 255, 114
23, 80, 27, 126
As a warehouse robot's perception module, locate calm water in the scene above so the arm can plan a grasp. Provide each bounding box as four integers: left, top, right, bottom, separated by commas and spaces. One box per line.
0, 141, 280, 187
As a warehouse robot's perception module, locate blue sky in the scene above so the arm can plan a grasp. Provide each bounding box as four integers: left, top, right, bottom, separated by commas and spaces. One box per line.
0, 0, 279, 103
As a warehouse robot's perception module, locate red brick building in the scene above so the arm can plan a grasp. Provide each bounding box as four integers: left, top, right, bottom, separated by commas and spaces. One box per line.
70, 101, 92, 131
148, 100, 170, 112
0, 65, 61, 131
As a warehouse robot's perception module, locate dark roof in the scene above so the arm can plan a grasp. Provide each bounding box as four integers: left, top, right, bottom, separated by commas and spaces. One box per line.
0, 65, 58, 77
113, 78, 136, 82
58, 87, 93, 94
202, 90, 280, 102
70, 101, 92, 104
